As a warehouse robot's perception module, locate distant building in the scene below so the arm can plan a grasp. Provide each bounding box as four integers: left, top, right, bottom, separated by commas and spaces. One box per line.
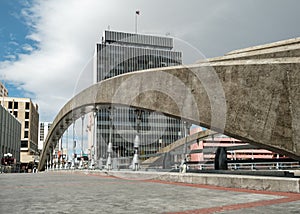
38, 122, 52, 151
0, 105, 21, 162
0, 81, 8, 98
94, 30, 185, 162
189, 127, 279, 169
2, 97, 39, 165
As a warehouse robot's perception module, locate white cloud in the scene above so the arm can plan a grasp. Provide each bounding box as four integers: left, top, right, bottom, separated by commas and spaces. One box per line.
1, 0, 114, 121
4, 55, 17, 60
22, 44, 34, 52
0, 0, 299, 122
8, 41, 19, 46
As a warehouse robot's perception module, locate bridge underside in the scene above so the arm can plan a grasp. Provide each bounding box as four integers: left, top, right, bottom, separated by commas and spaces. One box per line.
38, 38, 300, 171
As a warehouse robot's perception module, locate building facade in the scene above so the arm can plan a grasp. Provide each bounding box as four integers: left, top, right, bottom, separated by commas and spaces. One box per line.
0, 81, 8, 97
38, 122, 52, 151
0, 104, 21, 162
187, 127, 293, 170
94, 30, 185, 163
2, 97, 39, 164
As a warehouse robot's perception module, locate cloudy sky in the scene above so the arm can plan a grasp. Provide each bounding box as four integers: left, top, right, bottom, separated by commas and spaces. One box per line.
0, 0, 300, 122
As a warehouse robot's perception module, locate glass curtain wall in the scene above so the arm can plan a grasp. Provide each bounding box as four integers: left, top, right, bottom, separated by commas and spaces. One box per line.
96, 31, 185, 166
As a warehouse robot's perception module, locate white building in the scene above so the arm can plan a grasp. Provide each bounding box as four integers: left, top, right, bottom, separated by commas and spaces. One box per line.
38, 122, 52, 151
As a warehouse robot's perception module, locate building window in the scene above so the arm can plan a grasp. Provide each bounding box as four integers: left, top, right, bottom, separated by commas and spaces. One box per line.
21, 141, 28, 148
25, 121, 29, 129
40, 133, 44, 141
25, 102, 30, 110
25, 112, 30, 119
14, 102, 18, 109
24, 131, 29, 138
13, 111, 18, 118
8, 101, 13, 109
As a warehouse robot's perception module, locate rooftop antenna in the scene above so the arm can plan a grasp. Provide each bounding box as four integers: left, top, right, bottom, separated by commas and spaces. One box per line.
135, 10, 140, 34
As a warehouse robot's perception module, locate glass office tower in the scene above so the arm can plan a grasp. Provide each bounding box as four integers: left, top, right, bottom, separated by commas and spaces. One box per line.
95, 30, 185, 164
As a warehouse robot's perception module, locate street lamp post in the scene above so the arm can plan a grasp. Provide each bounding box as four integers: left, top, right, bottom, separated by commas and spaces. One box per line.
71, 121, 76, 169
89, 108, 98, 169
50, 147, 53, 170
180, 121, 189, 173
106, 107, 114, 170
132, 109, 142, 171
46, 158, 49, 171
65, 128, 69, 169
56, 140, 59, 170
79, 114, 85, 169
60, 138, 63, 170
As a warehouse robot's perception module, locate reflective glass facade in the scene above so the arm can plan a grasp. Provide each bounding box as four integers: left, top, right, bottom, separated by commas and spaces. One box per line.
95, 31, 185, 162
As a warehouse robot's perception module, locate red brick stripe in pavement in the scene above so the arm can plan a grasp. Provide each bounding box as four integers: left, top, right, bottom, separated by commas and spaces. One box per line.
66, 171, 300, 213
151, 180, 300, 214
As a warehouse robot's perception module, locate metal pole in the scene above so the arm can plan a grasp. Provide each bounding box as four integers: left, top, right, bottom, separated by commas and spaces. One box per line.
94, 109, 98, 166
81, 115, 84, 157
90, 109, 97, 169
60, 138, 63, 169
106, 107, 113, 170
79, 114, 85, 169
184, 121, 188, 155
49, 148, 52, 170
65, 128, 69, 169
51, 147, 54, 170
71, 121, 76, 169
56, 140, 59, 170
135, 13, 137, 34
132, 110, 141, 171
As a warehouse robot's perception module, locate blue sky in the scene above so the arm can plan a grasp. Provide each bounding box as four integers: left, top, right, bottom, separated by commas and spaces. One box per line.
0, 0, 36, 97
1, 0, 300, 122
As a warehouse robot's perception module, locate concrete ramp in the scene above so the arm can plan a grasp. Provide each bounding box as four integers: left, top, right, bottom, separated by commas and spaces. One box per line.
142, 130, 216, 166
204, 37, 300, 62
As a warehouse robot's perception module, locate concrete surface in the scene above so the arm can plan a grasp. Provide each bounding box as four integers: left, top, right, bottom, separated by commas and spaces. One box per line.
1, 171, 300, 214
101, 170, 300, 193
206, 37, 300, 62
39, 38, 300, 171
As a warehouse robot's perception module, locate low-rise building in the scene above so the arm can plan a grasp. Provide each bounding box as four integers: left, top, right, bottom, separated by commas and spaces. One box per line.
188, 127, 287, 170
2, 97, 39, 165
0, 104, 21, 162
0, 81, 8, 98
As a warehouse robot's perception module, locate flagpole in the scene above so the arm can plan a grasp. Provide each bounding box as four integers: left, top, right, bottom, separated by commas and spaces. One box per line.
135, 12, 138, 34
135, 10, 140, 34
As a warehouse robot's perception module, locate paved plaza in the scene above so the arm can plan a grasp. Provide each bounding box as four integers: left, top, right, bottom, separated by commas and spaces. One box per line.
0, 171, 300, 213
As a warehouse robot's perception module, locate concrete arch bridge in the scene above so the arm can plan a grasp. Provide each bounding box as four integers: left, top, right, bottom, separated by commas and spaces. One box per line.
38, 38, 300, 171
